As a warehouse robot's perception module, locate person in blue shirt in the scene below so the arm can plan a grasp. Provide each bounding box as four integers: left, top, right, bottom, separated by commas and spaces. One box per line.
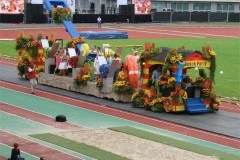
151, 66, 162, 95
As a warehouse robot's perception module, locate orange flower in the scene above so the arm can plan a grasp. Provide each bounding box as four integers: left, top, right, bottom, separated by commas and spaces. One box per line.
82, 66, 89, 74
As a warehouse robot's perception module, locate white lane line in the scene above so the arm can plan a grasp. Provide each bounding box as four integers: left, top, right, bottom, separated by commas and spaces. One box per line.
103, 27, 206, 38
0, 102, 90, 130
123, 26, 240, 38
0, 39, 15, 40
0, 109, 65, 131
0, 142, 39, 159
1, 81, 239, 145
0, 130, 82, 159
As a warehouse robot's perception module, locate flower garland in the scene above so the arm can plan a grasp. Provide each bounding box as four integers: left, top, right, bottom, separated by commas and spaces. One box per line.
52, 7, 72, 24
200, 45, 216, 82
113, 71, 133, 94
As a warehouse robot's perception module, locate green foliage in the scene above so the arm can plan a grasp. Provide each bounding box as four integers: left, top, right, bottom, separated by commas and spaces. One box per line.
43, 47, 51, 58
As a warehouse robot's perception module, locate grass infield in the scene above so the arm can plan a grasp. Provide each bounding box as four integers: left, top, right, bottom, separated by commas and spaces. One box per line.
30, 133, 128, 160
109, 126, 239, 160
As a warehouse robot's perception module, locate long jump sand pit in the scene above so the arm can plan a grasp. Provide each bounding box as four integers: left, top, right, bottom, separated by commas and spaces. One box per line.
55, 129, 219, 160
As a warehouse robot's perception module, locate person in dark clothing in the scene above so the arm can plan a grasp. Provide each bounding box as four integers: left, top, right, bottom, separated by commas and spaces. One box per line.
9, 143, 20, 160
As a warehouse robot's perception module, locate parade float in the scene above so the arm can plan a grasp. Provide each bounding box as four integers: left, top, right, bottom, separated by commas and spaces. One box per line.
132, 43, 220, 113
16, 32, 219, 113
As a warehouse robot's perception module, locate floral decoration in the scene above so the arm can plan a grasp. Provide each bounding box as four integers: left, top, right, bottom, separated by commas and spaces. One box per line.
139, 43, 161, 76
48, 33, 56, 47
200, 45, 216, 82
193, 69, 208, 88
69, 56, 79, 68
17, 54, 30, 78
52, 7, 72, 24
74, 66, 90, 86
158, 74, 176, 89
209, 95, 220, 112
37, 32, 43, 41
148, 97, 165, 112
96, 75, 103, 88
131, 89, 148, 108
170, 88, 188, 105
113, 71, 133, 94
163, 48, 184, 74
66, 37, 85, 49
16, 32, 29, 50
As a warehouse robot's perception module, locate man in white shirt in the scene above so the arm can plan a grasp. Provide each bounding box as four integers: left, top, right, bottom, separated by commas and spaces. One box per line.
97, 16, 102, 28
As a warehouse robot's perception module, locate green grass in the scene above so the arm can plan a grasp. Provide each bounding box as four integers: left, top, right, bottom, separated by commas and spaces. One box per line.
30, 133, 128, 160
109, 126, 239, 160
0, 38, 239, 99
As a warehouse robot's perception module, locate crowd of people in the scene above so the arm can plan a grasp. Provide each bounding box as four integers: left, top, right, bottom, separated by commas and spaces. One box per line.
26, 44, 142, 94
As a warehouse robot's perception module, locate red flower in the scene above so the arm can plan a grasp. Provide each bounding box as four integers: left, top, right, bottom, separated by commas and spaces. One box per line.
144, 43, 150, 51
69, 56, 79, 68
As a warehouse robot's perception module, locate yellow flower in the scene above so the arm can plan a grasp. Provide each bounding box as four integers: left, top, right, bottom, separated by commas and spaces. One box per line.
176, 54, 183, 61
170, 56, 176, 63
182, 91, 188, 99
209, 50, 216, 56
131, 93, 138, 102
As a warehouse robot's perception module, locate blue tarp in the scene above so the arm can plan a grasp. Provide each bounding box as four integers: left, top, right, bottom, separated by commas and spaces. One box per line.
79, 31, 128, 39
62, 20, 81, 51
44, 0, 69, 12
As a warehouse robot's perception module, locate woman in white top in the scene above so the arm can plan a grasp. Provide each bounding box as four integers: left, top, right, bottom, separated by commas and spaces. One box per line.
58, 50, 68, 76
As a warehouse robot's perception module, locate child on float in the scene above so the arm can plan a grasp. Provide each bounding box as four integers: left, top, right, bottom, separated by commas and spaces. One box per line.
113, 53, 123, 82
93, 47, 107, 81
54, 49, 61, 74
89, 45, 98, 55
58, 49, 68, 76
113, 53, 121, 62
66, 51, 72, 76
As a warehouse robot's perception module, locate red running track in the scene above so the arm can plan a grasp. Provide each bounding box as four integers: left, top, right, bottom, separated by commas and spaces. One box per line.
0, 26, 239, 39
0, 130, 81, 160
0, 81, 239, 149
0, 102, 86, 131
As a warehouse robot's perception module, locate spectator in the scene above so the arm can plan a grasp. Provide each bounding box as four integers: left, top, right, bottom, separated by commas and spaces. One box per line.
9, 143, 20, 160
97, 16, 102, 28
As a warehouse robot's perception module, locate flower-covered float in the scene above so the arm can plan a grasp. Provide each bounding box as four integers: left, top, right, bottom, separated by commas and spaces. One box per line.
16, 32, 56, 78
133, 44, 220, 113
